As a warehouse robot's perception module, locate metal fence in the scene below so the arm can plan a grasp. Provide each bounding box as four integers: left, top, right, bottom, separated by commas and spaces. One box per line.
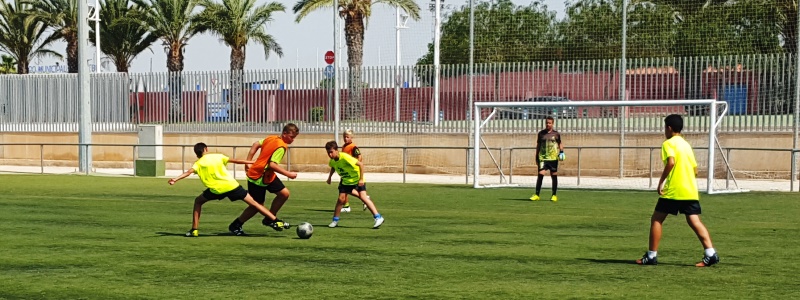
0, 54, 798, 134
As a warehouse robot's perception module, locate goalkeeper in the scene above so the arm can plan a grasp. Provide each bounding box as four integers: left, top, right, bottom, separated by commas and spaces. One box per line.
530, 116, 565, 202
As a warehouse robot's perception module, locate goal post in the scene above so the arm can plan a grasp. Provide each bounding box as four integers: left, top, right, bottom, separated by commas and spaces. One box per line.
472, 99, 746, 194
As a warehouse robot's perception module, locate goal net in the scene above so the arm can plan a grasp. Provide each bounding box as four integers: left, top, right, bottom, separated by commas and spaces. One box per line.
472, 99, 748, 194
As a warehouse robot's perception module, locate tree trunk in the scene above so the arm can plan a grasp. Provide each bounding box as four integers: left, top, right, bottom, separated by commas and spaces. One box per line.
167, 42, 184, 123
17, 59, 28, 74
229, 46, 246, 122
344, 14, 365, 120
66, 32, 78, 73
114, 55, 128, 72
167, 42, 184, 72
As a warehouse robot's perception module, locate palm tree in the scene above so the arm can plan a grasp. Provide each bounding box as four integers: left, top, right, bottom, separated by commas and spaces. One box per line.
0, 0, 61, 74
134, 0, 201, 72
28, 0, 79, 73
0, 53, 16, 73
293, 0, 420, 119
91, 0, 158, 72
194, 0, 285, 122
134, 0, 202, 122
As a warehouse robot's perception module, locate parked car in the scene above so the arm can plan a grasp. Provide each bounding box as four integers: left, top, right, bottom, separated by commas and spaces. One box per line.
498, 96, 578, 119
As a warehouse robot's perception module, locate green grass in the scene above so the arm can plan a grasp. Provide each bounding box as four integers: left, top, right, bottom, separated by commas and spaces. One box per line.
0, 174, 798, 299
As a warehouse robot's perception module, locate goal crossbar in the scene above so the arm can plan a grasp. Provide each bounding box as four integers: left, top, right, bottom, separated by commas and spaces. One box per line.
472, 99, 744, 194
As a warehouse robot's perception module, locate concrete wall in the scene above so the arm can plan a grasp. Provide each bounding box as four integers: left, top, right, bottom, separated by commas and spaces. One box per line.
0, 131, 794, 179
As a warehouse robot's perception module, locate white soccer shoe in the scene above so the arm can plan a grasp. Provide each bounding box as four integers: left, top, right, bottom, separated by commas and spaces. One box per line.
328, 220, 338, 228
373, 217, 384, 229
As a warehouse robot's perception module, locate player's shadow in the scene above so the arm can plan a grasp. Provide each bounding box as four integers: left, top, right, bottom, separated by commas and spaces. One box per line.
498, 197, 537, 202
154, 231, 276, 238
577, 258, 640, 265
306, 208, 335, 213
577, 258, 682, 266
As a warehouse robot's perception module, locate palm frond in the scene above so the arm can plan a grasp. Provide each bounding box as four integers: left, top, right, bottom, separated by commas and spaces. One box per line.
250, 30, 282, 59
293, 0, 334, 22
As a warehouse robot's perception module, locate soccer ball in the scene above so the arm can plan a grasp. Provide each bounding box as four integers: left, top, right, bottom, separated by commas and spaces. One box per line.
296, 222, 313, 239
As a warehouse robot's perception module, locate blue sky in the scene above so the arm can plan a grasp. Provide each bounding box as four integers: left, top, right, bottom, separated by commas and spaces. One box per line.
30, 0, 567, 73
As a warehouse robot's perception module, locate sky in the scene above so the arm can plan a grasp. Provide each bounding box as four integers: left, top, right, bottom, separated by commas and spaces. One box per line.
29, 0, 567, 73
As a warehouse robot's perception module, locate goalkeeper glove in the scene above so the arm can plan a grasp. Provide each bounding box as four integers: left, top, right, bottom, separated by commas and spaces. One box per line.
558, 151, 565, 161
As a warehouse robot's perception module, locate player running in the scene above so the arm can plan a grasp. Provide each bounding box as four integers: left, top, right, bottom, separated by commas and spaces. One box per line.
324, 141, 384, 229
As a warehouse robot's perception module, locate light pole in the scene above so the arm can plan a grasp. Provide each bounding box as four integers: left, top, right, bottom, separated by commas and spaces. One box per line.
395, 9, 409, 122
88, 0, 101, 73
78, 0, 92, 173
430, 0, 443, 125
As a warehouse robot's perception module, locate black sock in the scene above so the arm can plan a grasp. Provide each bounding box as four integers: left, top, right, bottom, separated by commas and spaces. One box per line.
551, 175, 558, 195
536, 175, 544, 195
231, 218, 242, 226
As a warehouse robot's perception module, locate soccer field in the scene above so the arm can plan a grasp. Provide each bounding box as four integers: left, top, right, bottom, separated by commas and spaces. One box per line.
0, 174, 797, 299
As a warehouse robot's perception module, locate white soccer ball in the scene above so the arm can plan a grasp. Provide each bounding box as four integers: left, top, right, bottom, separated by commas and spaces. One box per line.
296, 222, 313, 239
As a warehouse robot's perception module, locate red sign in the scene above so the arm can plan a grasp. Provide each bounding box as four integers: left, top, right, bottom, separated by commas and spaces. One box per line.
324, 51, 335, 64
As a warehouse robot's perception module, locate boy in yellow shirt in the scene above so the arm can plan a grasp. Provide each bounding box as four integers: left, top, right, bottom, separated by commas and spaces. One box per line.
636, 115, 719, 267
169, 143, 288, 237
325, 141, 384, 229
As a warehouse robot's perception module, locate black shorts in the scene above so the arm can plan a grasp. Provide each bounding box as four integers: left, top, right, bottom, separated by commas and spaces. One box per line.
247, 177, 286, 204
655, 198, 702, 215
338, 182, 367, 194
538, 160, 558, 172
202, 185, 248, 202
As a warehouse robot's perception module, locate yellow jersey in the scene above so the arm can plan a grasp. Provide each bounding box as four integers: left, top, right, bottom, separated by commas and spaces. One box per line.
192, 153, 240, 194
329, 153, 362, 185
661, 136, 699, 200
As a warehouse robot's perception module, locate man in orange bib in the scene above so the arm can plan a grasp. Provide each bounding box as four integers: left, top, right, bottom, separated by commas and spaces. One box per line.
227, 123, 299, 236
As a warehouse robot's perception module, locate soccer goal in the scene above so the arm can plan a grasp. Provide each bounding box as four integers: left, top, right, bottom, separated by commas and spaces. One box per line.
472, 99, 748, 194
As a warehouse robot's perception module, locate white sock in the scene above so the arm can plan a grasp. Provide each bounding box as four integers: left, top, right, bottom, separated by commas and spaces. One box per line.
647, 251, 657, 258
704, 248, 716, 257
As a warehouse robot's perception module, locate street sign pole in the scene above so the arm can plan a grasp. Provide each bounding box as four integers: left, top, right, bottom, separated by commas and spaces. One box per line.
324, 50, 335, 123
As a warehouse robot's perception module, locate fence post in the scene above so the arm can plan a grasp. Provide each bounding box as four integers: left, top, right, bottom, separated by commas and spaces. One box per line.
403, 147, 407, 183
465, 148, 469, 185
649, 147, 653, 188
181, 146, 185, 173
577, 147, 582, 186
40, 144, 44, 174
509, 148, 513, 184
499, 147, 503, 184
133, 145, 138, 176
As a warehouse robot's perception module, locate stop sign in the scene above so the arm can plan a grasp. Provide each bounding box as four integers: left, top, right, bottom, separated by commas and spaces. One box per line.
324, 51, 335, 64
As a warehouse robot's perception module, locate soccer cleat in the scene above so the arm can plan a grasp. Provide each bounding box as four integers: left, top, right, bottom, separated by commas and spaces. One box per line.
695, 253, 720, 267
340, 206, 351, 213
185, 229, 198, 237
328, 220, 338, 228
550, 195, 558, 202
262, 218, 286, 231
530, 195, 540, 201
363, 204, 368, 211
636, 254, 658, 265
228, 221, 246, 236
373, 217, 385, 229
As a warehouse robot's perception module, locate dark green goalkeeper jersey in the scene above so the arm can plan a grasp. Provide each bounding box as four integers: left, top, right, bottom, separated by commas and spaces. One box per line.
537, 129, 562, 161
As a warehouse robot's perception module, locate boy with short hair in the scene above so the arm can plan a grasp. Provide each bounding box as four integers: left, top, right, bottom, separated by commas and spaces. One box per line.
168, 143, 287, 237
636, 114, 719, 267
531, 116, 565, 202
228, 123, 299, 236
324, 141, 384, 229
